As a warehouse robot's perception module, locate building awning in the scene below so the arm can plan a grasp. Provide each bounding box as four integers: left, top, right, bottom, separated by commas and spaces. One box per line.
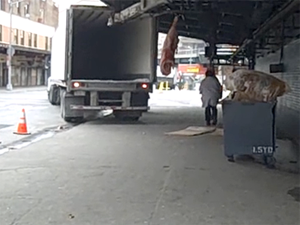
0, 43, 50, 56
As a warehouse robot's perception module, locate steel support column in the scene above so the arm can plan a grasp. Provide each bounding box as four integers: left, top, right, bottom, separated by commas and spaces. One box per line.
247, 43, 256, 70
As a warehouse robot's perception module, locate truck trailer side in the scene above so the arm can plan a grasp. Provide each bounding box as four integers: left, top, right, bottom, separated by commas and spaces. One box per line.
48, 5, 157, 122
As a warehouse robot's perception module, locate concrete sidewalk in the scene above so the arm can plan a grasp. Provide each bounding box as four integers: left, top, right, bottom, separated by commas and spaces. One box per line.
0, 86, 47, 93
0, 106, 299, 225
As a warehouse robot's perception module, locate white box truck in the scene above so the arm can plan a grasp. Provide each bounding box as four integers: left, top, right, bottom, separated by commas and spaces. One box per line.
47, 4, 157, 122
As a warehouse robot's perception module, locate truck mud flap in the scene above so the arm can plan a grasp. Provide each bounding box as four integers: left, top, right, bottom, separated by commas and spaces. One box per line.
61, 92, 85, 119
70, 105, 149, 111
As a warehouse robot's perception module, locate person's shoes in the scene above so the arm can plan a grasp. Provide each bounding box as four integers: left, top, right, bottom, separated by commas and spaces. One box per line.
212, 121, 217, 126
206, 122, 211, 126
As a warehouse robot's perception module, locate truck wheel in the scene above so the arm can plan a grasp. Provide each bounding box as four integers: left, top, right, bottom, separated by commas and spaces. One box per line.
60, 90, 71, 122
48, 85, 60, 105
60, 89, 83, 123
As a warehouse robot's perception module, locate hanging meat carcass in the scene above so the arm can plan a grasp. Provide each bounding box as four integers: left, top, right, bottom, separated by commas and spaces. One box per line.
160, 16, 179, 76
224, 69, 291, 102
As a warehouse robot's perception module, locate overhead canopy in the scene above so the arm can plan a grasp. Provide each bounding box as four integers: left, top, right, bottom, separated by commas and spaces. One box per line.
101, 0, 292, 46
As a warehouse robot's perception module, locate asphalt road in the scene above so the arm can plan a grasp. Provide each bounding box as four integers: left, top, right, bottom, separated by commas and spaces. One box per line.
0, 88, 299, 225
0, 88, 204, 146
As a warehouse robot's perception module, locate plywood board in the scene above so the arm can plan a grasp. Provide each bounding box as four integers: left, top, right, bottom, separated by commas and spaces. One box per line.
210, 128, 224, 136
165, 126, 216, 136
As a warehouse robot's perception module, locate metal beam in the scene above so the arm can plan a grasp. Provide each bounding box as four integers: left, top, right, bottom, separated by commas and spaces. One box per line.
159, 24, 240, 45
253, 0, 300, 40
159, 27, 210, 41
231, 0, 300, 59
159, 21, 211, 31
153, 10, 206, 16
159, 27, 241, 45
266, 36, 295, 40
108, 0, 168, 25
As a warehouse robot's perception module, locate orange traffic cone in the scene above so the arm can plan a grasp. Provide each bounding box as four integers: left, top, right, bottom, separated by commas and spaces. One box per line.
14, 108, 30, 135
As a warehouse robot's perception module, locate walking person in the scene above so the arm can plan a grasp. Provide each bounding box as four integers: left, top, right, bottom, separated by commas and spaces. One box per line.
199, 68, 223, 126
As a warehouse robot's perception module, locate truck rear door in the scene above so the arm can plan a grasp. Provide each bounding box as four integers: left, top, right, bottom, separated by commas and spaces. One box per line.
65, 6, 114, 90
111, 17, 158, 84
65, 6, 157, 90
64, 8, 73, 83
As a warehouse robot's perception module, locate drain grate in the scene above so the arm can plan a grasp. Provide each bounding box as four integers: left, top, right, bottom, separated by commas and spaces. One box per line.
0, 124, 12, 129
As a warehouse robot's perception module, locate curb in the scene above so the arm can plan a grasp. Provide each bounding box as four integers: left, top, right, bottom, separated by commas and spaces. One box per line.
0, 123, 78, 156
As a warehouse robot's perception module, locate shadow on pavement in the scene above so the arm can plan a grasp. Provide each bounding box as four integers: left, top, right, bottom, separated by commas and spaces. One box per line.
85, 106, 224, 128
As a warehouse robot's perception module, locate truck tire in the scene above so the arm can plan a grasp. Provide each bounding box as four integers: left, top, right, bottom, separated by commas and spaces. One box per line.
48, 85, 60, 105
60, 89, 83, 123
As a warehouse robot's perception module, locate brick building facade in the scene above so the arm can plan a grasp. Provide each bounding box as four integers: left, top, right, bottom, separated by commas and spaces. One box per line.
0, 0, 58, 87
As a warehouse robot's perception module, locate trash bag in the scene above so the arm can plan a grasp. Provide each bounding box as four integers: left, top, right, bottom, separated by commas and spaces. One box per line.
224, 69, 291, 102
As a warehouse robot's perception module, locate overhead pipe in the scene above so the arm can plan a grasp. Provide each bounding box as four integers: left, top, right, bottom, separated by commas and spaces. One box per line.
231, 0, 300, 59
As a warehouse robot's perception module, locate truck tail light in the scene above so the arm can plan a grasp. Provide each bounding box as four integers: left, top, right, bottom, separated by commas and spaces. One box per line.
141, 83, 148, 89
72, 82, 82, 88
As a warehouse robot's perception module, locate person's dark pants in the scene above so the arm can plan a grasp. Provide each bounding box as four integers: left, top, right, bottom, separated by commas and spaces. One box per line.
205, 105, 218, 125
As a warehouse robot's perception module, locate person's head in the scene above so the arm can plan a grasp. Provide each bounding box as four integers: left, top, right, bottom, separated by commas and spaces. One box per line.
205, 68, 215, 77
